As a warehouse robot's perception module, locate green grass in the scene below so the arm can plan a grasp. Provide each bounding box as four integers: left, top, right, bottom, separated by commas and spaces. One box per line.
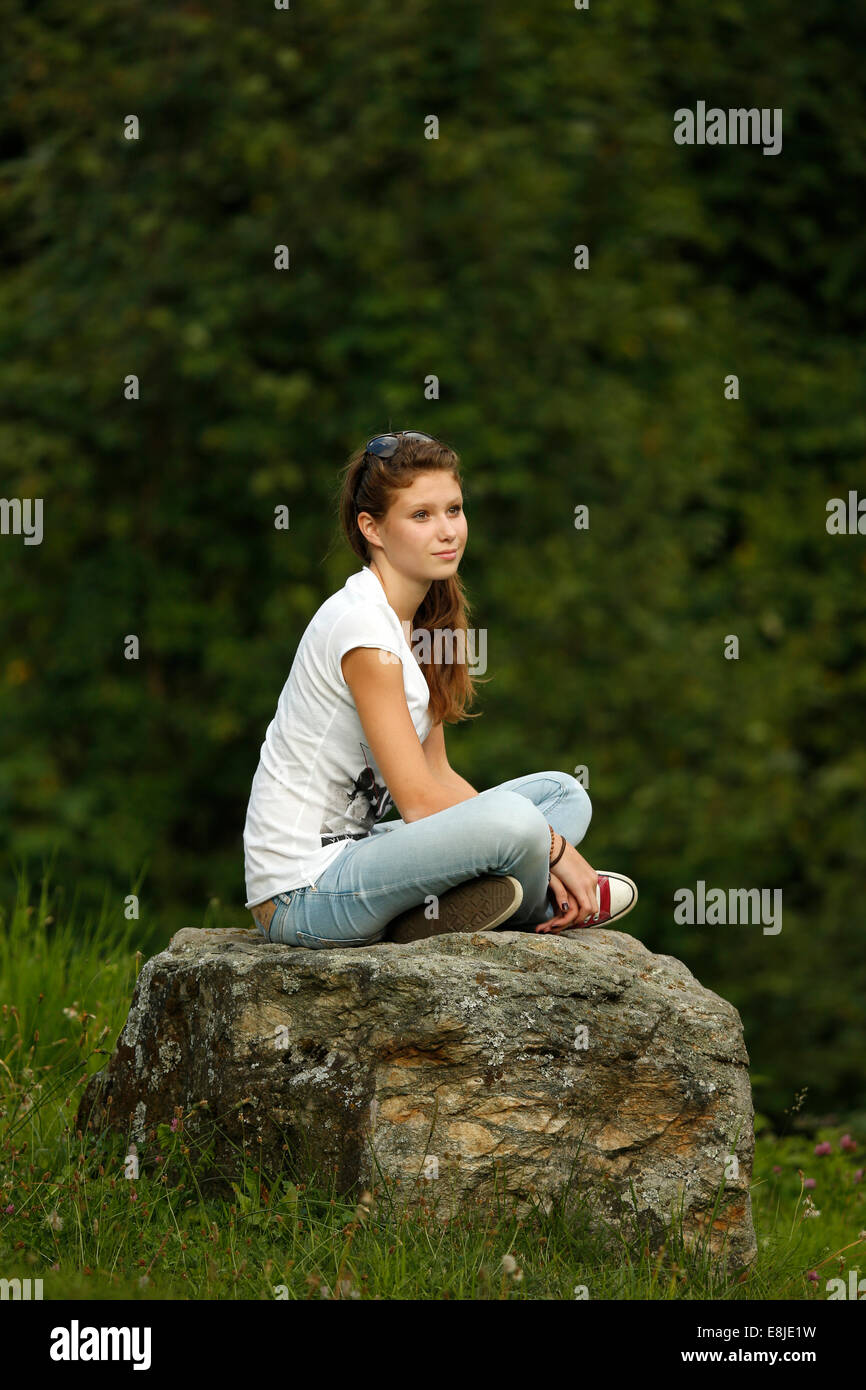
1, 868, 864, 1300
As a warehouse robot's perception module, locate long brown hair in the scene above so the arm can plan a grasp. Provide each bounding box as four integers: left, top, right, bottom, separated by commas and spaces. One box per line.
336, 434, 486, 725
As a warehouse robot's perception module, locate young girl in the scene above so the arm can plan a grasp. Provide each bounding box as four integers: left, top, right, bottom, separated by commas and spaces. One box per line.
243, 431, 637, 948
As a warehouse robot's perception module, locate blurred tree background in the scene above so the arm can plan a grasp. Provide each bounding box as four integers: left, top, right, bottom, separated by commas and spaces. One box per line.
0, 1, 864, 1123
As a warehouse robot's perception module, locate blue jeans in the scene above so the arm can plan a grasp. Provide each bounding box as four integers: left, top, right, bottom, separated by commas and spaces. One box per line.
259, 770, 592, 949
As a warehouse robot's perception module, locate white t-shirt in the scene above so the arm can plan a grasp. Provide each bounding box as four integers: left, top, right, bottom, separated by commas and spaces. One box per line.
243, 564, 433, 908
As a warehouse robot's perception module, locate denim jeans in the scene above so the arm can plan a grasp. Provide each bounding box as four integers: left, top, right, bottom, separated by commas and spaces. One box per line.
258, 770, 592, 949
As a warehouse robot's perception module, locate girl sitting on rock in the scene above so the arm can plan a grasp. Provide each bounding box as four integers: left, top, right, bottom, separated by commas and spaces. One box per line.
243, 431, 637, 948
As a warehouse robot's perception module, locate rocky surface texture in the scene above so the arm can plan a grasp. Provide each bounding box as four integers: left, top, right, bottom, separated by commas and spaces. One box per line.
77, 925, 756, 1268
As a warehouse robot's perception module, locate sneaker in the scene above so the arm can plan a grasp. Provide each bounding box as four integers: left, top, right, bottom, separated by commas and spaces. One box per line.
575, 870, 638, 927
383, 874, 524, 944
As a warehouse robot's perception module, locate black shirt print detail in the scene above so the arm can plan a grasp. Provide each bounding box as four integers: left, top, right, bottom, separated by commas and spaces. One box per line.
320, 742, 393, 845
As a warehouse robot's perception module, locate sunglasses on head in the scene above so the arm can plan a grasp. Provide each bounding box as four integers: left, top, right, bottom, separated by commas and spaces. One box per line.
365, 431, 435, 459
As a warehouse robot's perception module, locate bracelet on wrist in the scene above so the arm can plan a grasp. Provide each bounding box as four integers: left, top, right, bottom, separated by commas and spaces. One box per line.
548, 826, 567, 870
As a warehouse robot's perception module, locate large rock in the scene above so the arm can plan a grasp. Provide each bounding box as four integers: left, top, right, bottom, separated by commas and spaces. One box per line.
77, 926, 757, 1268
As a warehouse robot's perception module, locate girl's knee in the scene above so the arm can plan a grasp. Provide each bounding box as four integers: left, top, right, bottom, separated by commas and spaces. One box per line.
482, 791, 550, 857
477, 778, 591, 860
563, 775, 592, 844
537, 771, 592, 844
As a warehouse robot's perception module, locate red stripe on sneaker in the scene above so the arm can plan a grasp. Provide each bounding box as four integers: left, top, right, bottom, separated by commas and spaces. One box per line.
598, 876, 611, 921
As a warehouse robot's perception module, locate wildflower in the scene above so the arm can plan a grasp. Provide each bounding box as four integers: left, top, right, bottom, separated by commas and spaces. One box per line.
354, 1190, 374, 1224
803, 1178, 816, 1189
46, 1210, 63, 1233
772, 1165, 782, 1174
814, 1142, 832, 1156
802, 1196, 821, 1218
855, 1170, 864, 1183
806, 1270, 818, 1284
500, 1253, 518, 1274
4, 1204, 13, 1215
170, 1118, 178, 1132
840, 1135, 857, 1152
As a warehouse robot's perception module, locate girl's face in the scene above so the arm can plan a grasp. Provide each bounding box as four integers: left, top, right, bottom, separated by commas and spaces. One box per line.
375, 470, 467, 580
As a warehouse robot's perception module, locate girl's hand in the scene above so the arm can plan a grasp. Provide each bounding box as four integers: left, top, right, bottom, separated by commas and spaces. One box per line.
534, 871, 581, 933
534, 843, 599, 932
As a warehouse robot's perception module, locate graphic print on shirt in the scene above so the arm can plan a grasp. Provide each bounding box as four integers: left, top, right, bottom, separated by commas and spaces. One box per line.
320, 741, 392, 845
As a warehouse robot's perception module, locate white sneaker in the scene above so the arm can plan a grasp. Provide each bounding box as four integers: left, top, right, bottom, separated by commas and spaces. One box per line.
577, 871, 638, 926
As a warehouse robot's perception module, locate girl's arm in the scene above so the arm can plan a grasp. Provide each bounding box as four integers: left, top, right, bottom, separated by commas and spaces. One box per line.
434, 768, 478, 801
342, 648, 473, 822
422, 721, 478, 801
